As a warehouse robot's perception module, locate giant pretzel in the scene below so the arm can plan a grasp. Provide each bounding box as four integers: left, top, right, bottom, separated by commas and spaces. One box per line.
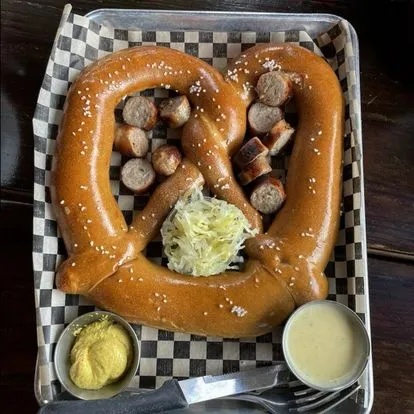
52, 44, 343, 337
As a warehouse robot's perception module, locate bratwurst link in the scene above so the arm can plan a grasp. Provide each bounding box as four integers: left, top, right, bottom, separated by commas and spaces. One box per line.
51, 44, 344, 337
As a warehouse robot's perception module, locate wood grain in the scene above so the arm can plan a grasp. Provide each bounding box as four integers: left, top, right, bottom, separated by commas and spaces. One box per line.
0, 201, 38, 413
368, 256, 414, 413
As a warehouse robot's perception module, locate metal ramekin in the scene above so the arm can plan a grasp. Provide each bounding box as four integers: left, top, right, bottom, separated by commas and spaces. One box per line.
282, 300, 370, 392
54, 310, 140, 400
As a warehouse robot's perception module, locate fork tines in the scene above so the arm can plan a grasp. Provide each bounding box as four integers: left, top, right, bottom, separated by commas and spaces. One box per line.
291, 383, 361, 413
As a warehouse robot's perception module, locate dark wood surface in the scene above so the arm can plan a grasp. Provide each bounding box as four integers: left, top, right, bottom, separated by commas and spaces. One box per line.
1, 1, 413, 413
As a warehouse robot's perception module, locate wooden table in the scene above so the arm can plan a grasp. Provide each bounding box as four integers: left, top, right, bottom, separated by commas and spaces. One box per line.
1, 1, 413, 412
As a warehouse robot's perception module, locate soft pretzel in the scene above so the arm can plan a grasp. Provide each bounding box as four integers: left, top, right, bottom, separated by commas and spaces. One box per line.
52, 44, 343, 337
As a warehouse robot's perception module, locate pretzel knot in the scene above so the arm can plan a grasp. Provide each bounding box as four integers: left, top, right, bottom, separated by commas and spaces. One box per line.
52, 45, 343, 337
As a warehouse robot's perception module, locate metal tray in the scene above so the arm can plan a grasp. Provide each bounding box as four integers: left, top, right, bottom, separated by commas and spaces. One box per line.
34, 7, 373, 413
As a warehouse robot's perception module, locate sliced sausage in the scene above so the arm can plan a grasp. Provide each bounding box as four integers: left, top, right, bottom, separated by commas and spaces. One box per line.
233, 137, 269, 169
114, 124, 149, 157
121, 158, 156, 194
122, 96, 158, 130
250, 176, 286, 214
256, 71, 292, 107
262, 119, 295, 156
248, 102, 283, 136
159, 95, 191, 128
152, 145, 182, 176
238, 156, 272, 186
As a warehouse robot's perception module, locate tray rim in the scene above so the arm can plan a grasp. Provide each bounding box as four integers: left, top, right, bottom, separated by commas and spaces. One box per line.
35, 7, 373, 413
85, 8, 351, 22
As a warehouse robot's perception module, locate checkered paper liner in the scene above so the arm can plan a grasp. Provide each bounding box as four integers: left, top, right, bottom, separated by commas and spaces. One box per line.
32, 8, 367, 405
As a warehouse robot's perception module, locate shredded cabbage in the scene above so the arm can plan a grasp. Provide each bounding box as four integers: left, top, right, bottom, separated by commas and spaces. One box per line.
161, 188, 258, 276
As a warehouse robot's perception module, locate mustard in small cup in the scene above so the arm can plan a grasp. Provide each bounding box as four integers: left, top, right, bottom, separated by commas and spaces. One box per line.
54, 311, 140, 400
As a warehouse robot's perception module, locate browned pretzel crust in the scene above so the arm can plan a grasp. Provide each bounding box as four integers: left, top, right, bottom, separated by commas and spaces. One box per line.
52, 45, 343, 337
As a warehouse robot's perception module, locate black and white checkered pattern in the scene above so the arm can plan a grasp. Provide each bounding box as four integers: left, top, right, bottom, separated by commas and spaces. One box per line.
32, 10, 367, 404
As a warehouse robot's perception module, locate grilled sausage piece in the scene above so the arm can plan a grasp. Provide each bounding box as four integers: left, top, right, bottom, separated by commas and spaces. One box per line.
121, 158, 156, 194
248, 102, 283, 136
233, 137, 269, 169
122, 96, 158, 130
262, 119, 295, 156
250, 176, 286, 214
239, 156, 272, 185
152, 145, 182, 176
114, 124, 149, 157
256, 71, 292, 107
159, 95, 191, 128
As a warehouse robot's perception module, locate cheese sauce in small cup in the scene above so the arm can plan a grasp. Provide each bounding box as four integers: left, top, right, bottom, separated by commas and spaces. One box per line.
282, 300, 370, 391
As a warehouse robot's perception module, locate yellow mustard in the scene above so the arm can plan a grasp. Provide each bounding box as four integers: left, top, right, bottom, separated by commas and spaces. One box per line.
69, 319, 133, 390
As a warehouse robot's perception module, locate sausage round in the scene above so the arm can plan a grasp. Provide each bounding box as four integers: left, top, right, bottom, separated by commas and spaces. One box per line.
256, 71, 292, 107
122, 96, 158, 130
159, 95, 191, 128
114, 124, 149, 157
262, 119, 295, 156
233, 137, 269, 169
250, 176, 286, 214
121, 158, 156, 194
248, 102, 283, 136
238, 156, 272, 185
152, 145, 182, 176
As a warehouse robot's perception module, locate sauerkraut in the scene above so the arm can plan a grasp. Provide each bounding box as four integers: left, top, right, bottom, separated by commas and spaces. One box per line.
161, 188, 257, 276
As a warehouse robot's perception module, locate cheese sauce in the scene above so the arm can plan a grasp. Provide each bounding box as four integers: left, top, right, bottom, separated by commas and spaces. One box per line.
283, 301, 369, 389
